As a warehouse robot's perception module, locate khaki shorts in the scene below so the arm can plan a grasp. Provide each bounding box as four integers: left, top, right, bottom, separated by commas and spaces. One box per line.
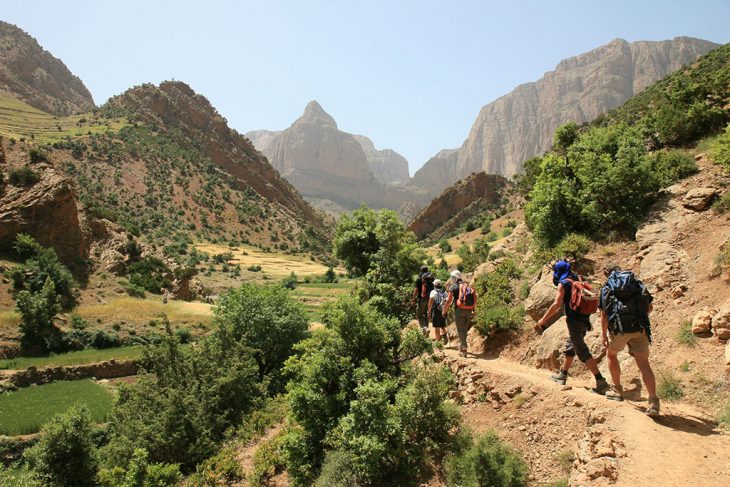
608, 331, 650, 356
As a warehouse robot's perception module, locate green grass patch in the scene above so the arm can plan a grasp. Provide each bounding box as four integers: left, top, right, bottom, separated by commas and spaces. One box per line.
676, 321, 697, 346
657, 373, 684, 401
555, 449, 575, 473
0, 346, 144, 370
718, 403, 730, 429
0, 380, 113, 435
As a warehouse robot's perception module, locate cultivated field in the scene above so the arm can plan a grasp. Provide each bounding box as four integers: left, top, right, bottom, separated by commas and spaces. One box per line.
0, 346, 144, 370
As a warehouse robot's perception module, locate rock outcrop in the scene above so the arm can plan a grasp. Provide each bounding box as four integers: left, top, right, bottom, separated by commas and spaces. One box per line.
352, 134, 410, 185
407, 171, 508, 240
247, 101, 428, 214
0, 165, 87, 264
412, 37, 718, 195
0, 21, 95, 115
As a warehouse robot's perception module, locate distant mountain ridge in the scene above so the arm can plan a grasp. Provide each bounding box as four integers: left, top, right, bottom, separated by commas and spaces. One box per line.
412, 36, 719, 195
0, 21, 94, 116
247, 101, 427, 215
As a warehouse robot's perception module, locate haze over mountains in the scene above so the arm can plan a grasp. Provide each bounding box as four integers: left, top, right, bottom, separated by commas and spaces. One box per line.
411, 36, 718, 195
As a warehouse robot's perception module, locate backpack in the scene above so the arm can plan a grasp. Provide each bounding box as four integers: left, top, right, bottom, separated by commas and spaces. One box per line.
431, 289, 447, 316
420, 272, 434, 299
456, 283, 477, 310
603, 271, 651, 339
565, 277, 599, 316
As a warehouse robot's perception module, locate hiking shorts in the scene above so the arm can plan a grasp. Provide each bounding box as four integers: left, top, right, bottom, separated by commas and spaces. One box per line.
608, 331, 650, 356
564, 318, 592, 363
431, 310, 446, 329
416, 297, 429, 330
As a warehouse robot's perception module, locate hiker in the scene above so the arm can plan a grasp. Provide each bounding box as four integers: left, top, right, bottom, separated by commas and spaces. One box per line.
411, 265, 434, 336
599, 262, 660, 417
534, 260, 609, 394
428, 279, 448, 344
442, 270, 477, 357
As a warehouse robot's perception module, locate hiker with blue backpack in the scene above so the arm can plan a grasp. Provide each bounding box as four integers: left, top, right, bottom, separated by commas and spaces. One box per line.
442, 270, 477, 357
599, 262, 660, 417
534, 260, 610, 394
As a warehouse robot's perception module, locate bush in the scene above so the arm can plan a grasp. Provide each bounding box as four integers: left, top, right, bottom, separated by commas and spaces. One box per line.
98, 448, 181, 487
214, 283, 309, 393
125, 283, 146, 298
710, 124, 730, 169
9, 166, 40, 186
279, 271, 298, 290
28, 148, 49, 164
16, 277, 61, 353
713, 192, 730, 213
89, 329, 122, 349
657, 373, 684, 401
23, 405, 98, 487
444, 430, 527, 487
473, 259, 523, 337
439, 238, 453, 253
648, 149, 698, 186
247, 264, 262, 272
315, 450, 360, 487
127, 257, 172, 294
175, 327, 192, 344
323, 266, 336, 283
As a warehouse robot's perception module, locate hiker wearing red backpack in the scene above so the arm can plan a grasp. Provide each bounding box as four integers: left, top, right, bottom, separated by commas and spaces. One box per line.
442, 270, 477, 357
411, 265, 434, 336
599, 262, 660, 417
534, 260, 609, 394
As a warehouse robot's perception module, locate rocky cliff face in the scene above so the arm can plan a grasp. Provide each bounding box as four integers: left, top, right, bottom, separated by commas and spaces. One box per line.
0, 21, 95, 116
408, 171, 508, 240
412, 37, 718, 194
247, 101, 427, 215
352, 134, 410, 185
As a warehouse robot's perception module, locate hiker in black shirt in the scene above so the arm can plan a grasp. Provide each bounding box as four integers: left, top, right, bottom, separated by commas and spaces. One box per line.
411, 265, 433, 336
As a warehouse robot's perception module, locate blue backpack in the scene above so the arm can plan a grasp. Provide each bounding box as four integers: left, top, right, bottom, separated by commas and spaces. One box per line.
603, 271, 652, 342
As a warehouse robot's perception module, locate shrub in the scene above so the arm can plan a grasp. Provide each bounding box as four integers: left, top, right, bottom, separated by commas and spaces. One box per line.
323, 266, 336, 283
657, 373, 684, 401
214, 283, 309, 393
718, 403, 730, 429
28, 148, 49, 164
713, 192, 730, 213
474, 305, 524, 337
127, 257, 172, 294
710, 124, 730, 169
125, 283, 146, 298
9, 166, 40, 186
175, 327, 192, 344
315, 450, 360, 487
89, 330, 122, 349
70, 314, 88, 330
444, 430, 527, 487
439, 238, 453, 253
676, 321, 697, 346
648, 149, 698, 187
247, 265, 262, 272
16, 277, 61, 353
23, 405, 98, 487
248, 431, 286, 486
279, 271, 298, 290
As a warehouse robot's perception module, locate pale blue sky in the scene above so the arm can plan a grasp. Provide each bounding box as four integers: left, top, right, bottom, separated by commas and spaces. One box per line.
2, 1, 728, 173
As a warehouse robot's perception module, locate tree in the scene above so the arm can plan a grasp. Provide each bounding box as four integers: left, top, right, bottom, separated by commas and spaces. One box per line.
333, 205, 380, 276
16, 277, 60, 353
24, 405, 98, 487
214, 283, 309, 392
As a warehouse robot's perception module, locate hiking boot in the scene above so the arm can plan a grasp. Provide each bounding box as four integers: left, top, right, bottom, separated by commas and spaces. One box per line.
646, 396, 661, 417
441, 333, 449, 344
605, 384, 624, 402
459, 347, 468, 358
550, 370, 568, 385
592, 378, 610, 395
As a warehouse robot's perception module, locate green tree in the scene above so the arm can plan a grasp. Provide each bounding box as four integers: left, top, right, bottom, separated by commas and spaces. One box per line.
214, 283, 309, 392
99, 448, 181, 487
16, 277, 60, 353
333, 205, 380, 276
23, 405, 98, 487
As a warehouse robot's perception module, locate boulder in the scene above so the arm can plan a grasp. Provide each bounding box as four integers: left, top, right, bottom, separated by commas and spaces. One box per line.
532, 316, 603, 371
466, 327, 487, 355
712, 304, 730, 341
691, 308, 714, 334
639, 242, 685, 283
682, 187, 717, 211
725, 340, 730, 366
525, 270, 563, 325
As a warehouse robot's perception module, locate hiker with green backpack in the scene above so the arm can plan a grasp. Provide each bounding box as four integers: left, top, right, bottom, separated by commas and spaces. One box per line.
599, 262, 660, 417
442, 270, 477, 357
534, 260, 610, 394
411, 265, 434, 336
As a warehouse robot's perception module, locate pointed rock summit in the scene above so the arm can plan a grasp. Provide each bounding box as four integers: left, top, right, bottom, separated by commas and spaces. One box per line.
296, 100, 337, 128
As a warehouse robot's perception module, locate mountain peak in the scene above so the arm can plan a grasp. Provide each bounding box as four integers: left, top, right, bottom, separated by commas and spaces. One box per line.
297, 100, 337, 128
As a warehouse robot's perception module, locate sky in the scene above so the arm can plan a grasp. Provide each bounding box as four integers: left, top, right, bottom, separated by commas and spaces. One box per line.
2, 1, 729, 174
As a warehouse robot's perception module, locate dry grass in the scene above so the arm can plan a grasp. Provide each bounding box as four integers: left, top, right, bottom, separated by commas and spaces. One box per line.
195, 243, 342, 277
75, 296, 213, 326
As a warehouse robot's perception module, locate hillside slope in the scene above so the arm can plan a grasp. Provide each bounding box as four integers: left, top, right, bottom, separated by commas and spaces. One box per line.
412, 37, 718, 195
0, 21, 94, 116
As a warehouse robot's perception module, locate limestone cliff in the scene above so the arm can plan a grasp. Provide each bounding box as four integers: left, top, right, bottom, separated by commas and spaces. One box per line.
412, 37, 718, 195
0, 21, 94, 116
352, 134, 410, 185
247, 101, 427, 214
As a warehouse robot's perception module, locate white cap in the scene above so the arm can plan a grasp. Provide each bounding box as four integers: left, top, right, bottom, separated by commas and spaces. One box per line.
450, 270, 462, 280
433, 279, 442, 287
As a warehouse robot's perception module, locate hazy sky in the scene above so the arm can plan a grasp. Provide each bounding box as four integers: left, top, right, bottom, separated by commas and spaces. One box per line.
2, 1, 728, 173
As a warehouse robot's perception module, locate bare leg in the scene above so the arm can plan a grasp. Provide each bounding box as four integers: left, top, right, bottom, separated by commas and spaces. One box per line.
607, 348, 621, 387
562, 355, 575, 372
634, 353, 656, 397
584, 357, 600, 375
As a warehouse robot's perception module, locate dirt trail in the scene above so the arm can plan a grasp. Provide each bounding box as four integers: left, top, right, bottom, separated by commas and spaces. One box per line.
444, 349, 730, 486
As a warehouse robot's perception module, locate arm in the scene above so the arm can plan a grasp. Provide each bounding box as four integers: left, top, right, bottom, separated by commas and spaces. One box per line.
442, 292, 454, 317
535, 284, 565, 331
410, 286, 418, 305
601, 309, 610, 347
427, 297, 434, 318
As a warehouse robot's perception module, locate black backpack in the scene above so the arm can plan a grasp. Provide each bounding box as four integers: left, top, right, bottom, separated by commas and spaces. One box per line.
603, 271, 652, 341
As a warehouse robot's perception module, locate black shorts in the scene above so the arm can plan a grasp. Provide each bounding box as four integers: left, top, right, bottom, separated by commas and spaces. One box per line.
431, 310, 446, 328
563, 317, 592, 363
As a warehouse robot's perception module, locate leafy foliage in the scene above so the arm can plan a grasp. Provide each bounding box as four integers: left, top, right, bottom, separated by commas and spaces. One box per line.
23, 405, 98, 487
127, 257, 172, 294
8, 166, 40, 186
648, 149, 698, 187
444, 430, 528, 487
473, 259, 524, 336
98, 448, 181, 487
16, 278, 61, 353
457, 238, 491, 273
214, 283, 309, 392
710, 124, 730, 169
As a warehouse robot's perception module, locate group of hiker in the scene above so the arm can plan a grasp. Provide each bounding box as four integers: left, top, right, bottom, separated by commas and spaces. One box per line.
411, 259, 661, 417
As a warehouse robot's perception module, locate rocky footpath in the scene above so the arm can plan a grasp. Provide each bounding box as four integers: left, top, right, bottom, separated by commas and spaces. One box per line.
412, 37, 717, 195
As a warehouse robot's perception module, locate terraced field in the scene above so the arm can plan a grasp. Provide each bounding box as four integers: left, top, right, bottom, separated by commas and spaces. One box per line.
292, 280, 358, 320
0, 94, 126, 144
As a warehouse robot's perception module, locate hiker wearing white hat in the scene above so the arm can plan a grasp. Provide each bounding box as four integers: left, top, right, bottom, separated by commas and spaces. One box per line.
428, 279, 448, 343
442, 270, 477, 357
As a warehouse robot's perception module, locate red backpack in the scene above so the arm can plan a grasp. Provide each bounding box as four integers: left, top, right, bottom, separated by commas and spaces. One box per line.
456, 283, 477, 310
420, 272, 433, 298
565, 277, 598, 315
